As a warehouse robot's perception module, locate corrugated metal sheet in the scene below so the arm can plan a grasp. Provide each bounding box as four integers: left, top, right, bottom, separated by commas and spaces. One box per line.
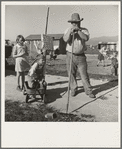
25, 34, 41, 41
25, 34, 63, 41
47, 34, 63, 40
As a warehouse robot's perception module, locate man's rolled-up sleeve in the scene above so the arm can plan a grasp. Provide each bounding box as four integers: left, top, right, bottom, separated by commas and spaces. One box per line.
82, 29, 90, 41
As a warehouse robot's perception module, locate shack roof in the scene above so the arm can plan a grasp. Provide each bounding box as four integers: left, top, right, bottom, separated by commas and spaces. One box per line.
98, 42, 117, 45
25, 34, 63, 41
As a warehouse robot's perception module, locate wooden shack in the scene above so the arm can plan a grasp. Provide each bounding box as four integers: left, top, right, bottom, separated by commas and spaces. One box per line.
98, 42, 117, 51
25, 34, 65, 55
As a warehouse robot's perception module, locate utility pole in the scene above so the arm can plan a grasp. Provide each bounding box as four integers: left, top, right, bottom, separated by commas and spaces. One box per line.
45, 7, 49, 35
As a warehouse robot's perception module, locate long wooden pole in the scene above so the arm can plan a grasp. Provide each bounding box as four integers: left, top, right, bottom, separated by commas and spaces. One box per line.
45, 7, 49, 35
42, 7, 50, 80
66, 32, 75, 114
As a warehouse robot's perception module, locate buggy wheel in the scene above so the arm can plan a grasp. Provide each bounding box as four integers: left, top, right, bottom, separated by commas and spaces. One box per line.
43, 94, 48, 104
41, 94, 47, 104
23, 90, 27, 95
26, 95, 29, 103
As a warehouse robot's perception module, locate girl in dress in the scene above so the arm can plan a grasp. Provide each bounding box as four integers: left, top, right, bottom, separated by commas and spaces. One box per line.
97, 45, 107, 67
13, 35, 30, 91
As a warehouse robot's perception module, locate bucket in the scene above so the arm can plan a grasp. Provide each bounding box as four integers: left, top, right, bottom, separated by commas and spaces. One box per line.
45, 113, 57, 119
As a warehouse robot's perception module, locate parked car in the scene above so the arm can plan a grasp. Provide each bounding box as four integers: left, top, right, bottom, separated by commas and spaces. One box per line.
5, 40, 13, 66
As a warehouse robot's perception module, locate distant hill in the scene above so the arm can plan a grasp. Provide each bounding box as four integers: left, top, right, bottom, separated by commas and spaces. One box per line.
86, 36, 118, 46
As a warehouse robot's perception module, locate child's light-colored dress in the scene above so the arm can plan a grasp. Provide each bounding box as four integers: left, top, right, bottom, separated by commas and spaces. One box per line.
13, 44, 30, 72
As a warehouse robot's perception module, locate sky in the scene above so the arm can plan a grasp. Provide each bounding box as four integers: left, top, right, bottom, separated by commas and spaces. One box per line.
3, 1, 119, 41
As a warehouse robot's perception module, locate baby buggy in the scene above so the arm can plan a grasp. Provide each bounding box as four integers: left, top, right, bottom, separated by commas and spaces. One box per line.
24, 58, 47, 104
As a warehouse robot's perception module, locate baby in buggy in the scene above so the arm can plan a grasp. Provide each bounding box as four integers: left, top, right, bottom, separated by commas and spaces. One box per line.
24, 41, 47, 102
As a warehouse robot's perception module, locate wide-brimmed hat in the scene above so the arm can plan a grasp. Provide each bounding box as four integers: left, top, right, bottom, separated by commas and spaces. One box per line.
68, 13, 84, 23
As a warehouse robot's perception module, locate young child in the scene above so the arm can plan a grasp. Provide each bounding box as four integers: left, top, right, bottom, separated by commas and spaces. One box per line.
26, 40, 46, 89
13, 35, 30, 91
97, 45, 107, 67
110, 51, 118, 76
28, 40, 46, 77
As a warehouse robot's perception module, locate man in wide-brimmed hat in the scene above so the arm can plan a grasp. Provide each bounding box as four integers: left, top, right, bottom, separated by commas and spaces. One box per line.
63, 13, 95, 98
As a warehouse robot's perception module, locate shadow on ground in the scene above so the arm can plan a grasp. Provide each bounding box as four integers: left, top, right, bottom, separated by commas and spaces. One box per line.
92, 79, 118, 95
70, 79, 118, 97
70, 80, 118, 114
46, 87, 68, 104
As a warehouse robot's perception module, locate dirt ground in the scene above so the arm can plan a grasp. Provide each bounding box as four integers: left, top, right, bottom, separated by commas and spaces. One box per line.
5, 54, 119, 122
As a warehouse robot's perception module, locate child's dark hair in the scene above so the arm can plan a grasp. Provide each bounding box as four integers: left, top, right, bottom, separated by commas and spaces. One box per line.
16, 35, 25, 43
